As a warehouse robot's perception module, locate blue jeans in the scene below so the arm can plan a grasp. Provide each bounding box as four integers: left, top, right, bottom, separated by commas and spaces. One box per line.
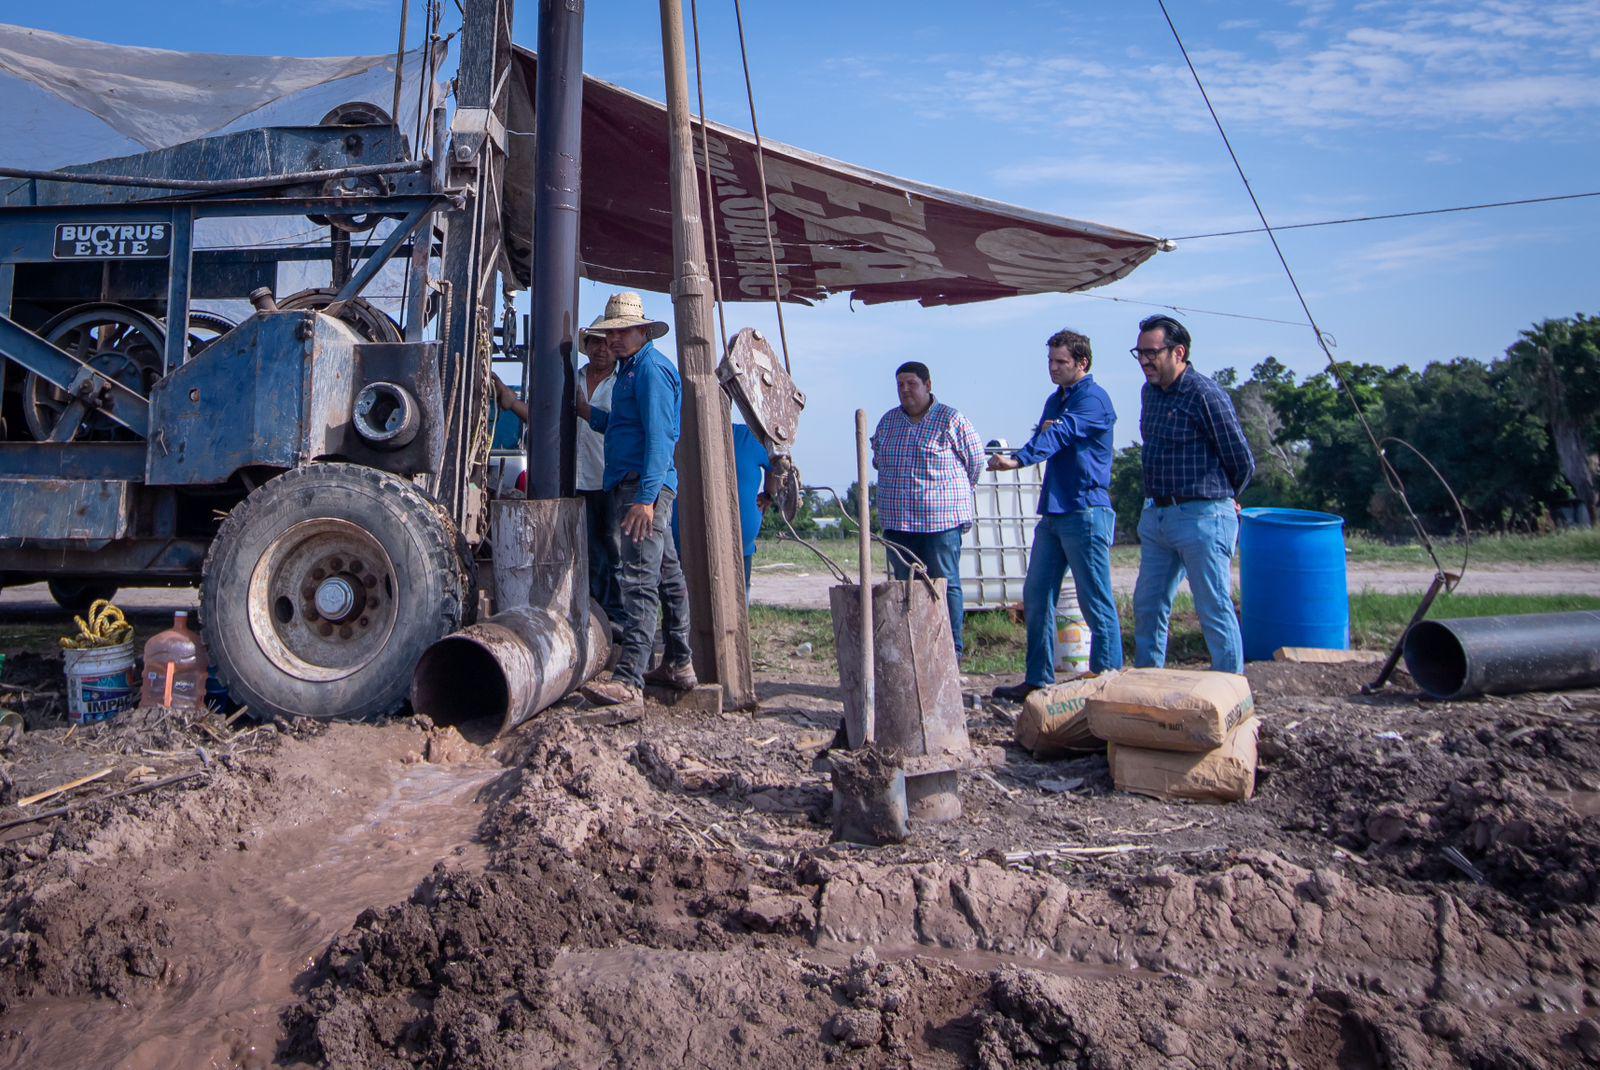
612, 482, 692, 687
583, 488, 624, 629
883, 526, 966, 655
1133, 499, 1243, 673
1023, 508, 1124, 684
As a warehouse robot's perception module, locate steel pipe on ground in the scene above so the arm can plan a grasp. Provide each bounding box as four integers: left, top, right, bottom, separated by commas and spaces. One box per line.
1402, 610, 1600, 700
411, 604, 611, 743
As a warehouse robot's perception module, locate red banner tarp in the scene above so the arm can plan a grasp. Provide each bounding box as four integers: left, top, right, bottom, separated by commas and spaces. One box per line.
505, 48, 1162, 307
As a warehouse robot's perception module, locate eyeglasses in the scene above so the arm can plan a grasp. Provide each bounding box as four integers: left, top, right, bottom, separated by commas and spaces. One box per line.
1130, 345, 1174, 361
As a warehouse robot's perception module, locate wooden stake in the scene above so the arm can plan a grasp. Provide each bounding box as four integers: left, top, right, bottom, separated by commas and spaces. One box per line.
18, 766, 113, 807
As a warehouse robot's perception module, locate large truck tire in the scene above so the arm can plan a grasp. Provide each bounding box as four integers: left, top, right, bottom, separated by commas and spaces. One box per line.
48, 579, 120, 617
201, 463, 469, 721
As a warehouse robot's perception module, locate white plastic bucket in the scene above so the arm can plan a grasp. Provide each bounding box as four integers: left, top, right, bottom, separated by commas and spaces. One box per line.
1055, 582, 1091, 674
63, 641, 138, 725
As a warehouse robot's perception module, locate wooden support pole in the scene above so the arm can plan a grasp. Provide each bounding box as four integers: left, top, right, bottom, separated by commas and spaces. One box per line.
658, 0, 755, 709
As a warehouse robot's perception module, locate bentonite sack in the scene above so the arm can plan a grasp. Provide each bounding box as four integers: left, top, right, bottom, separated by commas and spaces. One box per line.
1085, 668, 1253, 752
1108, 719, 1259, 803
1014, 671, 1119, 757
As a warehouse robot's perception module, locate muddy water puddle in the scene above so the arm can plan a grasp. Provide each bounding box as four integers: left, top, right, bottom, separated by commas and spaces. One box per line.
2, 758, 502, 1069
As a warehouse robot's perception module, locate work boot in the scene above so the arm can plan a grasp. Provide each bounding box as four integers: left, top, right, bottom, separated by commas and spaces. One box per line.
582, 675, 644, 707
644, 658, 698, 691
991, 681, 1039, 703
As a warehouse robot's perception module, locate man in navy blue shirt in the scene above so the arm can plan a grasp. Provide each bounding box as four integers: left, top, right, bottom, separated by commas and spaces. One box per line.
1132, 315, 1255, 674
988, 329, 1123, 701
575, 292, 694, 706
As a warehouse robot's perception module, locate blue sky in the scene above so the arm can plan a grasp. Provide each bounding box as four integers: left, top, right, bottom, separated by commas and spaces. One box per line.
12, 1, 1600, 491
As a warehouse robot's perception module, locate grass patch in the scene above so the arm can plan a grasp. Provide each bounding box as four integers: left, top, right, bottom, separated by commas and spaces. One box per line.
754, 537, 884, 575
747, 590, 1600, 677
1344, 528, 1600, 566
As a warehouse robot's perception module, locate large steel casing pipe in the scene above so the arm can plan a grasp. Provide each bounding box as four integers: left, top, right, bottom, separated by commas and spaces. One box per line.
1402, 610, 1600, 700
411, 603, 611, 742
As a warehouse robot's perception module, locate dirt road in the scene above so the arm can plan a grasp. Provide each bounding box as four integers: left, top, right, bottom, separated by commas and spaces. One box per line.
3, 642, 1599, 1067
749, 561, 1600, 609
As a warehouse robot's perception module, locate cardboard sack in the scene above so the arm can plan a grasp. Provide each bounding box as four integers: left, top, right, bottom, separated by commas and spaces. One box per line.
1014, 671, 1119, 758
1109, 719, 1259, 803
1086, 667, 1254, 753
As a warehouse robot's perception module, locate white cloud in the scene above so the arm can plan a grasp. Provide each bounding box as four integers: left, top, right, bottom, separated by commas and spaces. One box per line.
890, 1, 1600, 141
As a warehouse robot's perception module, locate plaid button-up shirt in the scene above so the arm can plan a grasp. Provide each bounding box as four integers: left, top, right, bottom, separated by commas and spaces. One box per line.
1139, 366, 1255, 500
872, 400, 985, 532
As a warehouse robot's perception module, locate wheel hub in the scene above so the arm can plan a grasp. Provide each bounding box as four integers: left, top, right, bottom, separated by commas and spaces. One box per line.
314, 576, 359, 621
247, 519, 397, 682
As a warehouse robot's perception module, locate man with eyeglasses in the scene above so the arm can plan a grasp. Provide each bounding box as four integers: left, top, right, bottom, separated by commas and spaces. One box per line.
1131, 315, 1255, 674
987, 329, 1123, 702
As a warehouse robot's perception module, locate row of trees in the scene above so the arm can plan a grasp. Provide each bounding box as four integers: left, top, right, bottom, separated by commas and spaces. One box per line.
1112, 313, 1599, 537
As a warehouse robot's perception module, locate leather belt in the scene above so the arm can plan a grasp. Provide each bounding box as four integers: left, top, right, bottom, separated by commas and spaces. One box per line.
1150, 495, 1225, 507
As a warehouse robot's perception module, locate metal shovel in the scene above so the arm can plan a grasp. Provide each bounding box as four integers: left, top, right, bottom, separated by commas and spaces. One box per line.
830, 409, 910, 845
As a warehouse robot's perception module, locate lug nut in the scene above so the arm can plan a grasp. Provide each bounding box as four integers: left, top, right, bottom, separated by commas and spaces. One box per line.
319, 622, 334, 637
349, 560, 364, 573
339, 625, 353, 639
312, 568, 326, 580
358, 616, 369, 627
330, 556, 344, 570
362, 574, 377, 588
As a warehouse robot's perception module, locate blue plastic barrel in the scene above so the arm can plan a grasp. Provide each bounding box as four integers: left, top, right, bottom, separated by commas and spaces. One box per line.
1239, 508, 1349, 661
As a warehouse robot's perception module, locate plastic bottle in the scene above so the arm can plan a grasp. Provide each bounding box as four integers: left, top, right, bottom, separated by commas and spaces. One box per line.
139, 610, 210, 709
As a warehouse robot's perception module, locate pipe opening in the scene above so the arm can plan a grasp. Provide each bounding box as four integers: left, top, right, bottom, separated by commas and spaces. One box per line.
1402, 620, 1468, 700
412, 637, 509, 745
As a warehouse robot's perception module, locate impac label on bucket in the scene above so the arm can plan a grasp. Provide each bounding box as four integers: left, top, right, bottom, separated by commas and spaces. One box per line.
77, 668, 137, 724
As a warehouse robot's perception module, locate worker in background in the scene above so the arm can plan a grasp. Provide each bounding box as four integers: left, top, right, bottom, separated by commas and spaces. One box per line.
871, 361, 985, 658
574, 319, 623, 628
491, 373, 528, 496
1131, 315, 1255, 674
988, 329, 1123, 702
733, 423, 775, 594
574, 292, 694, 705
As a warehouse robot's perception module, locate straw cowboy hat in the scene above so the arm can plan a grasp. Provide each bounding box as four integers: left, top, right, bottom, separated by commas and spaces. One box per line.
576, 313, 608, 352
586, 291, 670, 340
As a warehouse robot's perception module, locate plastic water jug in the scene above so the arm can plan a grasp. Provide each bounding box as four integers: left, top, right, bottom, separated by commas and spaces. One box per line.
139, 611, 210, 709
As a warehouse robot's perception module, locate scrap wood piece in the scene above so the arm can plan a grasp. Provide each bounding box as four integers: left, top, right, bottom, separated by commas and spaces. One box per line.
1004, 843, 1148, 864
18, 766, 113, 807
0, 769, 206, 832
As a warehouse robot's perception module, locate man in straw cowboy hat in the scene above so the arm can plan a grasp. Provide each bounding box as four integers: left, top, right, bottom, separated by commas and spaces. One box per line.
575, 292, 696, 705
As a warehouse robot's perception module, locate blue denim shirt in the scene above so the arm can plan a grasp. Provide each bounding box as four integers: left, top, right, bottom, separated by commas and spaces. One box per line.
1014, 374, 1116, 514
587, 340, 681, 505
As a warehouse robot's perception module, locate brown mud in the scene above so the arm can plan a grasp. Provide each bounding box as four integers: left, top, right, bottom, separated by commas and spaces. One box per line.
1, 642, 1599, 1067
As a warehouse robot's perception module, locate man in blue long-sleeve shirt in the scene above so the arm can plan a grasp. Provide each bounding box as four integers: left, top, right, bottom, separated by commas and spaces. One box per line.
575, 292, 694, 706
1132, 315, 1255, 673
988, 329, 1124, 702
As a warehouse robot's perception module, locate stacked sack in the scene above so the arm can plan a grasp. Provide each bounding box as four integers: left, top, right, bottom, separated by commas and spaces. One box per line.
1084, 668, 1258, 803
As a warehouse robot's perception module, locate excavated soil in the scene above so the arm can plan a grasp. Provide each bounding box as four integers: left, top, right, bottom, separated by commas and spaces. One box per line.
2, 642, 1600, 1068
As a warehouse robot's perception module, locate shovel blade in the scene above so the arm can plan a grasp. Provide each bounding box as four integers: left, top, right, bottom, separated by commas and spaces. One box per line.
830, 750, 910, 845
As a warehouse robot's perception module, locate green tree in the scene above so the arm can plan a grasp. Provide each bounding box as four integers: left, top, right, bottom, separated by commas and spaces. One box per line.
1504, 315, 1600, 525
1109, 444, 1144, 543
1381, 358, 1562, 531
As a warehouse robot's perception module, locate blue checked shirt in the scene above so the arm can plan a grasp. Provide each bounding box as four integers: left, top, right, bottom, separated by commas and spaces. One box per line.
872, 400, 985, 532
1139, 367, 1255, 500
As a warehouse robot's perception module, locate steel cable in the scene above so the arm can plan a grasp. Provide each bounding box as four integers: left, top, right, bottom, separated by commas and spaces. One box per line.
1155, 0, 1467, 586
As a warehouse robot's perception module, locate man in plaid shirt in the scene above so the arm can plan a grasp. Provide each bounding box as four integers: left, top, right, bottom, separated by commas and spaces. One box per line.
1132, 315, 1255, 673
872, 361, 985, 656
